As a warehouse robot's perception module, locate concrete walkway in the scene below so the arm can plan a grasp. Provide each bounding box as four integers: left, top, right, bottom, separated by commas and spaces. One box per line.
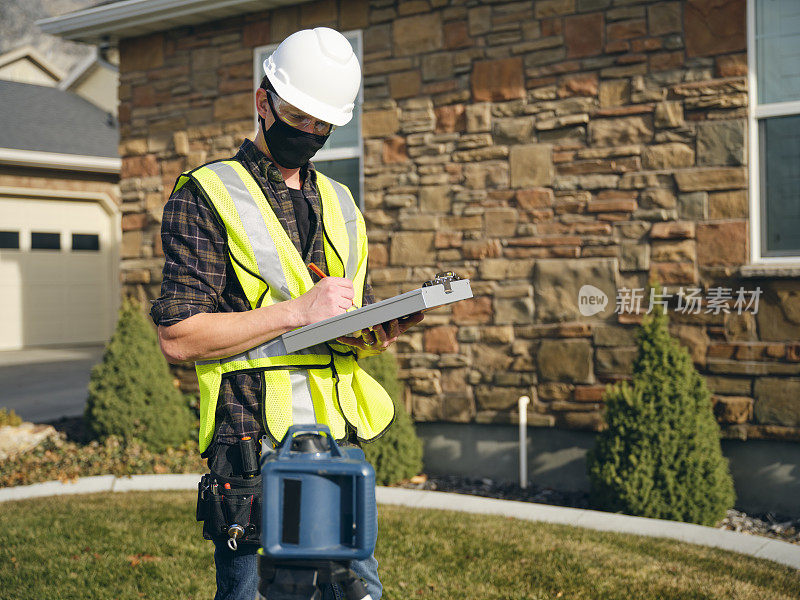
1, 474, 798, 570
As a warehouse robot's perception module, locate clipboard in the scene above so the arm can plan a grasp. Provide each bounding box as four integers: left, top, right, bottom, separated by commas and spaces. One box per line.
280, 278, 473, 353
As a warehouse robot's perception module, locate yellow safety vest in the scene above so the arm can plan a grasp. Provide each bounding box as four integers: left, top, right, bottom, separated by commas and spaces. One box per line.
172, 160, 395, 452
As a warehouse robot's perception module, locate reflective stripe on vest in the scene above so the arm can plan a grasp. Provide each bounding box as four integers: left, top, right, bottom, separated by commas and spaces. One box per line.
174, 161, 394, 451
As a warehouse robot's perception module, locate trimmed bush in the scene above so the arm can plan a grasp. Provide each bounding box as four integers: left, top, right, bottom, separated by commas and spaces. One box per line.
360, 351, 423, 485
0, 408, 22, 427
84, 299, 194, 452
587, 308, 735, 526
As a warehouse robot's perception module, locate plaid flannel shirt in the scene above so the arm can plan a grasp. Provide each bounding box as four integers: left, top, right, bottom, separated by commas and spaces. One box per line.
151, 138, 373, 451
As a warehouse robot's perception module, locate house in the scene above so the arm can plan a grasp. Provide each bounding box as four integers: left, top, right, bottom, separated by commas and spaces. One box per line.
0, 79, 120, 350
0, 45, 65, 88
39, 0, 800, 514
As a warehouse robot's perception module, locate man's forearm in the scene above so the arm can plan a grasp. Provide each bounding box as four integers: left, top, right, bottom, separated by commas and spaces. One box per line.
157, 301, 301, 363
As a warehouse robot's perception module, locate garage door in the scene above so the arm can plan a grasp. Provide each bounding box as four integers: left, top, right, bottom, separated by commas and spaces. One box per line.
0, 197, 117, 349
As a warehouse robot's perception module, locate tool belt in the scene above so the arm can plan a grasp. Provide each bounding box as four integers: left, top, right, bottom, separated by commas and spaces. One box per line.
197, 472, 262, 550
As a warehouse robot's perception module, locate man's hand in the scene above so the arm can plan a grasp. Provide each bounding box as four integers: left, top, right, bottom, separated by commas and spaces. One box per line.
293, 277, 355, 325
337, 312, 424, 353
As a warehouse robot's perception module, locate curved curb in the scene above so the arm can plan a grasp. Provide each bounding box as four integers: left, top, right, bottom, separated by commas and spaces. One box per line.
1, 475, 798, 570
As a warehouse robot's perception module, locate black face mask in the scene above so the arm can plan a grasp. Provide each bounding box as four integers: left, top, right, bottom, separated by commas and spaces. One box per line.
261, 94, 330, 169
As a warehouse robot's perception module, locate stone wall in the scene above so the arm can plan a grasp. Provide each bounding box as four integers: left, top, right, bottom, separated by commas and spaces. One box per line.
116, 0, 800, 441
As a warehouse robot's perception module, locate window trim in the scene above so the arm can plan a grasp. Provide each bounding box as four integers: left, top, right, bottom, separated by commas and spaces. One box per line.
747, 0, 800, 263
252, 29, 364, 209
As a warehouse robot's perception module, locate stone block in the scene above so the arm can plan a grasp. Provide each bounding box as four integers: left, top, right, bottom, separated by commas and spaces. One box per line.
649, 2, 682, 35
716, 53, 747, 77
685, 0, 746, 58
678, 192, 708, 220
466, 103, 492, 132
650, 221, 695, 239
533, 258, 618, 322
697, 120, 746, 166
493, 117, 535, 144
444, 20, 471, 50
389, 71, 421, 99
120, 33, 164, 73
472, 57, 525, 102
382, 136, 408, 164
299, 0, 336, 26
589, 116, 653, 146
435, 105, 466, 133
419, 186, 451, 212
538, 382, 574, 401
517, 188, 553, 210
696, 221, 748, 266
654, 101, 684, 128
510, 144, 553, 188
422, 53, 454, 81
121, 155, 158, 179
412, 395, 440, 421
340, 0, 369, 29
754, 378, 800, 427
121, 230, 143, 259
672, 324, 709, 365
475, 386, 526, 411
674, 167, 747, 192
649, 261, 697, 285
755, 281, 800, 342
713, 395, 753, 424
565, 12, 603, 58
424, 326, 459, 354
462, 239, 502, 259
558, 73, 598, 97
595, 347, 637, 376
394, 13, 443, 56
709, 190, 747, 218
593, 326, 638, 347
619, 241, 649, 272
362, 108, 399, 138
599, 79, 630, 108
536, 0, 575, 17
452, 296, 493, 324
496, 295, 534, 326
537, 339, 594, 383
640, 188, 677, 210
471, 345, 514, 377
467, 6, 491, 36
651, 239, 695, 263
642, 143, 695, 170
484, 208, 519, 238
706, 376, 752, 395
390, 232, 434, 266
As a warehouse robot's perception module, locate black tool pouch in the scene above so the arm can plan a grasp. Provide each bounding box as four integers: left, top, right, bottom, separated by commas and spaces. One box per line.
197, 472, 262, 549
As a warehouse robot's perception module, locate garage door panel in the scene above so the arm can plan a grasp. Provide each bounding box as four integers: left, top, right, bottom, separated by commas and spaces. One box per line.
0, 197, 117, 350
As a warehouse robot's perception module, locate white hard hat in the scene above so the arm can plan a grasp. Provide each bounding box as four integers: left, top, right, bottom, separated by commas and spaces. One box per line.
263, 27, 361, 127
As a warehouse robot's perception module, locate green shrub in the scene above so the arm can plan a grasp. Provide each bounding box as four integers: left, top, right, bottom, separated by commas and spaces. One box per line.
84, 298, 194, 452
0, 408, 22, 427
586, 307, 735, 526
360, 351, 423, 485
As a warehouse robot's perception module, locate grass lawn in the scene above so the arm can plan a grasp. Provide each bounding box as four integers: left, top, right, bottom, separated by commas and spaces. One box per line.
0, 491, 797, 600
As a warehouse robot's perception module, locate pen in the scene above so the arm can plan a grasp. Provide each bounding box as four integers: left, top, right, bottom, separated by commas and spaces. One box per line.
308, 263, 327, 279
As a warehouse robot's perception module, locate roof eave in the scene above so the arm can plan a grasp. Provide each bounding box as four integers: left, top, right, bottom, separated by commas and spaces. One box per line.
0, 148, 121, 174
36, 0, 310, 45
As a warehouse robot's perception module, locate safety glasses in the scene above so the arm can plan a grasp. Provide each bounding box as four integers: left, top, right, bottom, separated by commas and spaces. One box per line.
267, 91, 335, 136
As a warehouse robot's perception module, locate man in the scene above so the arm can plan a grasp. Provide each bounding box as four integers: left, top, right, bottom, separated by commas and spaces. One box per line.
152, 27, 422, 600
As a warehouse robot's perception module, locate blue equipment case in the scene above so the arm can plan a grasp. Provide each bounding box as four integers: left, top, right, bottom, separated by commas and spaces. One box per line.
261, 425, 377, 561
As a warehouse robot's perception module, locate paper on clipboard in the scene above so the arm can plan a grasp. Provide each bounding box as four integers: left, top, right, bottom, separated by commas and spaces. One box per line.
280, 279, 473, 353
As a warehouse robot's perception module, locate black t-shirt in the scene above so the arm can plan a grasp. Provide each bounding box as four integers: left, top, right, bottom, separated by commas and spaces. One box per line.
288, 187, 316, 259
